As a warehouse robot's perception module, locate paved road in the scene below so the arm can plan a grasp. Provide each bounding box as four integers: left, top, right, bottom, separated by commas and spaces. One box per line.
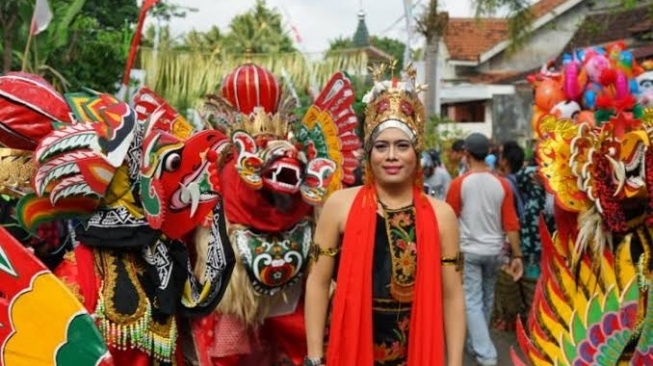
463, 329, 521, 366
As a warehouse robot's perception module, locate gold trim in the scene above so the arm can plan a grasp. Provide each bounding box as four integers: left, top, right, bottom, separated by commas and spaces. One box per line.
309, 243, 340, 262
94, 249, 177, 362
442, 251, 464, 272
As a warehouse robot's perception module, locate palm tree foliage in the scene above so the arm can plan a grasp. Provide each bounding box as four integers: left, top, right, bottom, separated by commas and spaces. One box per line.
140, 47, 368, 111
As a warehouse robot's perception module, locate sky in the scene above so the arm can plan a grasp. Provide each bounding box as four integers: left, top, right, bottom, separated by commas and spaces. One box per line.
165, 0, 475, 55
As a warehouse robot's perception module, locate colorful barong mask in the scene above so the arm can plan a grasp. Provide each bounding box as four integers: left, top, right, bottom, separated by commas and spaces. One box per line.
516, 45, 653, 366
538, 106, 653, 256
202, 63, 360, 205
24, 89, 226, 240
140, 128, 224, 239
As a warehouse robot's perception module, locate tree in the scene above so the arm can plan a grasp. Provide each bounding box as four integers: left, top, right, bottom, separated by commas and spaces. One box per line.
178, 26, 223, 55
41, 0, 139, 92
82, 0, 138, 30
416, 0, 448, 119
0, 0, 30, 72
370, 36, 406, 71
222, 0, 296, 55
471, 0, 646, 52
328, 35, 407, 70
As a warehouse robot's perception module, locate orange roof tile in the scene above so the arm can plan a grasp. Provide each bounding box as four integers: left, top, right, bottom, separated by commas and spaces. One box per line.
444, 19, 508, 62
444, 0, 572, 62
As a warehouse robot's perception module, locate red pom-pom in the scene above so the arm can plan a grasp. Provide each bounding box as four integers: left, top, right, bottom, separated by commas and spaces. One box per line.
596, 95, 613, 109
206, 149, 218, 162
599, 69, 617, 86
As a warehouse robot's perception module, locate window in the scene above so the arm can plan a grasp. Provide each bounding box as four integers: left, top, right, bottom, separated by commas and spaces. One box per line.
442, 101, 486, 123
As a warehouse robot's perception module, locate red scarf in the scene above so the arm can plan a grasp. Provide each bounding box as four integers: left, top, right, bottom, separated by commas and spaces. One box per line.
326, 184, 445, 365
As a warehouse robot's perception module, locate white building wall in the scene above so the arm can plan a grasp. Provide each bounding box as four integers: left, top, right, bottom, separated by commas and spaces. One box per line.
479, 1, 588, 73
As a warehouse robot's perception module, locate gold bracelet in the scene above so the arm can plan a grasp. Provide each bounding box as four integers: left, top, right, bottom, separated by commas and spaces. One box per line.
441, 251, 464, 272
309, 243, 340, 262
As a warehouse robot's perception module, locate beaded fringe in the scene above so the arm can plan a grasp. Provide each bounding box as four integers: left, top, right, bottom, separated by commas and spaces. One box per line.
95, 294, 178, 362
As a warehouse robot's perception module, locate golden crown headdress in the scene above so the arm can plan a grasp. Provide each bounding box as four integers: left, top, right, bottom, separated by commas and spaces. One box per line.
234, 107, 290, 137
0, 148, 35, 197
363, 63, 427, 151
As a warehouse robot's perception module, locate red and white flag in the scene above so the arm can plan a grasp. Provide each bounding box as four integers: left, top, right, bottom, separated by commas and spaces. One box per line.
30, 0, 53, 35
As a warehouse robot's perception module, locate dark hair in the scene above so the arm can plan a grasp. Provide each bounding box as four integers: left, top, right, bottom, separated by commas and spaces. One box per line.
501, 141, 525, 173
427, 149, 441, 166
451, 139, 465, 152
468, 151, 488, 162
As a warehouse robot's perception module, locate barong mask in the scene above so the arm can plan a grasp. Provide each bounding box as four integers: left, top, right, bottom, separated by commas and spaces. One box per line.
515, 45, 653, 366
25, 88, 226, 240
202, 63, 360, 205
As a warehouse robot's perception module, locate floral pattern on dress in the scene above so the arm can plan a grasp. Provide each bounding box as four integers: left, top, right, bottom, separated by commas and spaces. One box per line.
372, 309, 411, 365
371, 206, 417, 365
385, 207, 417, 295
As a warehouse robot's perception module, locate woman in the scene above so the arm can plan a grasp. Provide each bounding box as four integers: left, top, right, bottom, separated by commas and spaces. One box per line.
303, 70, 466, 366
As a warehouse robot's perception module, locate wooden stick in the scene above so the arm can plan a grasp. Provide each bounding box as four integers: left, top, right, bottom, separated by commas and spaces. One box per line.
21, 32, 34, 72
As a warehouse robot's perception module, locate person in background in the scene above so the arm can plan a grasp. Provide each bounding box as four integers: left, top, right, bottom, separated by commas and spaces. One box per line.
422, 149, 452, 200
492, 140, 527, 331
446, 133, 523, 366
446, 139, 468, 177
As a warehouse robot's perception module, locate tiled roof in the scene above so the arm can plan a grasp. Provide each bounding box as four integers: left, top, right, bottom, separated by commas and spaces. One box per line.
444, 0, 572, 62
562, 4, 652, 52
444, 19, 508, 62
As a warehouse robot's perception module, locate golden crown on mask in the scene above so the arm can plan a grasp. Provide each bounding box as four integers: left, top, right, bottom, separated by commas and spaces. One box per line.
235, 107, 290, 137
363, 62, 427, 152
0, 148, 34, 197
203, 95, 292, 138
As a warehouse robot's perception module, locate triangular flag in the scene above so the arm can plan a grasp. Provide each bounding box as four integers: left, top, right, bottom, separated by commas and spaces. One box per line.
30, 0, 53, 35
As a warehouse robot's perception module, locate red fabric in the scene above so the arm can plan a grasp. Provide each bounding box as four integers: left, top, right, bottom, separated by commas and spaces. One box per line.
221, 162, 312, 232
74, 244, 100, 312
261, 299, 307, 365
52, 244, 99, 313
108, 348, 151, 366
326, 185, 445, 365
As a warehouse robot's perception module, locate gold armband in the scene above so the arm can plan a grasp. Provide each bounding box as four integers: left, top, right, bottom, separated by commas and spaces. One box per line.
441, 251, 464, 272
309, 243, 340, 262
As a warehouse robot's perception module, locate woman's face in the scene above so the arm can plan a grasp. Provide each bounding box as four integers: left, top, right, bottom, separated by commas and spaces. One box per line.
369, 127, 417, 186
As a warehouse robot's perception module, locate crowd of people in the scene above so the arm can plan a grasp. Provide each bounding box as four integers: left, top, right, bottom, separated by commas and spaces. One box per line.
416, 135, 556, 366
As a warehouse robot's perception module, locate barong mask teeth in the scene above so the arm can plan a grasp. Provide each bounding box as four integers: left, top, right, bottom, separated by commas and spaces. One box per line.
363, 64, 427, 154
229, 107, 300, 193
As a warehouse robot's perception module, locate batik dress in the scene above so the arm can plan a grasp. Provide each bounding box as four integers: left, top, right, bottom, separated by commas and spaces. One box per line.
371, 204, 417, 366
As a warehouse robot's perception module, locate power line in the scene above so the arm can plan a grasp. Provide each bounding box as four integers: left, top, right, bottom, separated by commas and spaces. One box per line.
379, 0, 424, 35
